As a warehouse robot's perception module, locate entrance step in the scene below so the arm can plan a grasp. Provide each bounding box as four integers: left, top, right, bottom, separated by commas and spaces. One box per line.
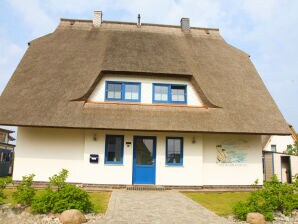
126, 185, 169, 191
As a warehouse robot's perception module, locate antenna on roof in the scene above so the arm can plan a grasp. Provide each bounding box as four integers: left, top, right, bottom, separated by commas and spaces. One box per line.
137, 14, 141, 27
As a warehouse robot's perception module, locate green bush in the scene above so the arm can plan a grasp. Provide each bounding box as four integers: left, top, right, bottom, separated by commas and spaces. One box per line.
31, 187, 54, 213
53, 184, 92, 213
0, 177, 12, 204
12, 174, 36, 206
49, 168, 68, 191
233, 175, 298, 221
31, 169, 93, 214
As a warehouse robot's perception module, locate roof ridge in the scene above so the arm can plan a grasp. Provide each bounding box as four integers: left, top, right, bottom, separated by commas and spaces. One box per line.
59, 18, 219, 31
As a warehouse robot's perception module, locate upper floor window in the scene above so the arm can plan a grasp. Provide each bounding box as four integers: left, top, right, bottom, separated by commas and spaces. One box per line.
166, 137, 183, 166
153, 83, 187, 104
105, 81, 141, 102
271, 144, 277, 152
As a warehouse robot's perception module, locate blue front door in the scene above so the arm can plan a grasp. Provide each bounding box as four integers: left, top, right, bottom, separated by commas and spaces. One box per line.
133, 136, 156, 184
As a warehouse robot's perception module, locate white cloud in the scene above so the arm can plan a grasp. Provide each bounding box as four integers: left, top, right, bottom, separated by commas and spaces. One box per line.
0, 34, 24, 94
9, 0, 56, 35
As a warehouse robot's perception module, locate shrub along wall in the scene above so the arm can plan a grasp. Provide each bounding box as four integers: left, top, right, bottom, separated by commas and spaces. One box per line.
233, 175, 298, 221
10, 169, 93, 214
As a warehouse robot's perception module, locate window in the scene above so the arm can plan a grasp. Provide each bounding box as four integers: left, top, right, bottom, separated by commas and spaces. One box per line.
0, 133, 7, 143
105, 135, 124, 164
105, 81, 141, 102
125, 83, 140, 101
154, 85, 168, 101
271, 144, 277, 152
166, 137, 183, 166
153, 84, 187, 104
0, 152, 3, 163
106, 82, 122, 100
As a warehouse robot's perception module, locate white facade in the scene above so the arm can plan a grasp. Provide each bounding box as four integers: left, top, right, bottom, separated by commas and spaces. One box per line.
13, 127, 263, 186
263, 135, 295, 153
89, 74, 204, 106
262, 134, 298, 183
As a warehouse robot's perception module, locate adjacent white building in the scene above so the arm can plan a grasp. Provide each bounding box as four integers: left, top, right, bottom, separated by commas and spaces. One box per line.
262, 125, 298, 183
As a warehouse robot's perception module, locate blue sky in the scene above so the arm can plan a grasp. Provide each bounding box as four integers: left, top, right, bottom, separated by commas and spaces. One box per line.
0, 0, 297, 135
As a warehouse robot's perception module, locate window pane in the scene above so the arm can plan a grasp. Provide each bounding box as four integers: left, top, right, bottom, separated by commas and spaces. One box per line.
107, 83, 122, 99
171, 86, 186, 102
106, 136, 123, 162
167, 138, 182, 164
154, 85, 168, 101
0, 133, 6, 143
125, 84, 139, 100
271, 145, 276, 152
136, 138, 154, 165
6, 153, 10, 162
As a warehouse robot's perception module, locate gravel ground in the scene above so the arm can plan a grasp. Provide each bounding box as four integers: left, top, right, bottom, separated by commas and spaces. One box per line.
0, 204, 103, 224
1, 203, 298, 224
226, 210, 298, 224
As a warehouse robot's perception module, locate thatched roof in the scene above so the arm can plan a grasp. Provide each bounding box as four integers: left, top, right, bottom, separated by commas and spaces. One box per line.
0, 19, 290, 134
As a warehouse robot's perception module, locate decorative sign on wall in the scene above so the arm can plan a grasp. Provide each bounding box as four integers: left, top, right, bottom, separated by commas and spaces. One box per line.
216, 139, 248, 164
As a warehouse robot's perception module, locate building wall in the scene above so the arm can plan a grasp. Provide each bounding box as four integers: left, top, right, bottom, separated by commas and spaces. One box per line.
263, 152, 298, 182
291, 156, 298, 178
202, 134, 263, 185
14, 127, 85, 183
14, 127, 262, 186
263, 135, 295, 153
263, 152, 274, 181
89, 74, 204, 106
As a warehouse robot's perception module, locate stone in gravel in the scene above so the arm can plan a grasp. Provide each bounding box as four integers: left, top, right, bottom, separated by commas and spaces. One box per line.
59, 209, 87, 224
246, 212, 265, 224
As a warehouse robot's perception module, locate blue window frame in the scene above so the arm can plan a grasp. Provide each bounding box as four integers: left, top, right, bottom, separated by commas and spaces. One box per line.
166, 137, 183, 166
105, 81, 141, 102
105, 135, 124, 164
271, 144, 277, 152
152, 83, 187, 104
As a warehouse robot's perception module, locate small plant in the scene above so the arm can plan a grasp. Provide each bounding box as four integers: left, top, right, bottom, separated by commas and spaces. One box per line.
233, 175, 298, 221
31, 169, 93, 214
49, 169, 68, 190
284, 141, 298, 155
13, 174, 36, 206
0, 177, 12, 204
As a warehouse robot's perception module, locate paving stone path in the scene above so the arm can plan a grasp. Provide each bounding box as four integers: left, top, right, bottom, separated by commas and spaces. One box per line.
102, 190, 230, 224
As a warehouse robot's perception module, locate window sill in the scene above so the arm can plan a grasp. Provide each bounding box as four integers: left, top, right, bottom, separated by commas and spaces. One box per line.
104, 163, 124, 166
165, 164, 184, 167
86, 101, 208, 109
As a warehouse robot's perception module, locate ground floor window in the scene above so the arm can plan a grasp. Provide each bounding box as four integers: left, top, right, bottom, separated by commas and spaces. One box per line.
105, 135, 124, 164
166, 137, 183, 166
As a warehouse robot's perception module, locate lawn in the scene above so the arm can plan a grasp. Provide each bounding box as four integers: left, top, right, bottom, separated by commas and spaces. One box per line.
182, 192, 250, 216
89, 191, 111, 214
2, 189, 111, 214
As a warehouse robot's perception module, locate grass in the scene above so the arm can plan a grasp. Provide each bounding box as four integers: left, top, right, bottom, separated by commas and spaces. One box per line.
2, 189, 15, 205
1, 189, 111, 214
182, 192, 250, 217
89, 191, 111, 214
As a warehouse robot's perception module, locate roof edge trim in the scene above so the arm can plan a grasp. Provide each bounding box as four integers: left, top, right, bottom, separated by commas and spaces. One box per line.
4, 124, 292, 135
